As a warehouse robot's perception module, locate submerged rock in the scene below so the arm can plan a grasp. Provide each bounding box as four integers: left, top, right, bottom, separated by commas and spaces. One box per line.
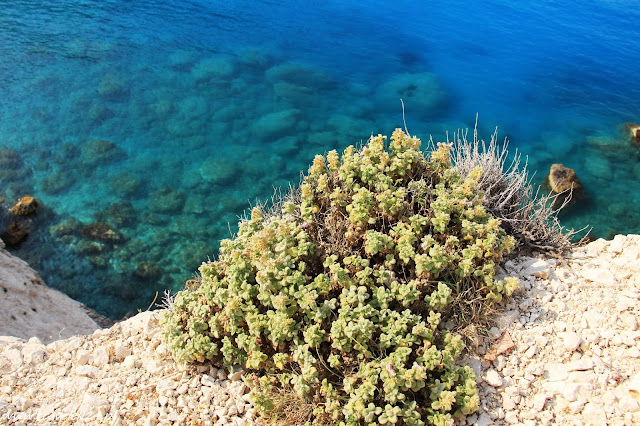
266, 62, 334, 89
40, 170, 74, 195
88, 103, 115, 125
10, 196, 38, 217
94, 201, 136, 228
109, 172, 141, 197
80, 139, 125, 166
97, 73, 129, 101
80, 222, 125, 244
52, 142, 80, 166
168, 49, 199, 71
191, 55, 236, 83
73, 240, 105, 256
0, 147, 30, 182
0, 147, 23, 169
0, 221, 30, 247
544, 163, 585, 207
375, 72, 447, 117
199, 159, 236, 184
49, 217, 82, 238
148, 186, 186, 213
251, 108, 301, 141
133, 261, 163, 281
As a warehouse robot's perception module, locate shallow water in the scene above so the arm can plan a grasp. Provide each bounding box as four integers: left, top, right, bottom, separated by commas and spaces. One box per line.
1, 0, 639, 319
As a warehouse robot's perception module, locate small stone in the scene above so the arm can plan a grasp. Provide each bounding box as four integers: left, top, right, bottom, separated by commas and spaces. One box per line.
567, 358, 594, 371
563, 383, 581, 402
114, 343, 132, 361
533, 394, 549, 411
524, 345, 538, 359
582, 402, 606, 423
176, 383, 189, 395
502, 394, 516, 411
545, 363, 569, 381
568, 399, 586, 414
3, 349, 23, 371
608, 235, 627, 253
77, 393, 110, 417
77, 365, 100, 378
42, 375, 57, 389
625, 315, 639, 331
229, 370, 244, 381
217, 369, 227, 380
485, 369, 503, 387
521, 259, 551, 280
619, 395, 640, 412
520, 410, 537, 420
538, 411, 554, 425
158, 395, 168, 407
92, 345, 110, 366
580, 268, 617, 286
21, 346, 45, 364
201, 374, 217, 387
475, 412, 494, 426
144, 358, 164, 375
560, 332, 582, 352
489, 327, 502, 339
13, 397, 33, 411
504, 412, 519, 424
122, 355, 140, 369
617, 296, 635, 312
76, 349, 90, 365
625, 372, 640, 398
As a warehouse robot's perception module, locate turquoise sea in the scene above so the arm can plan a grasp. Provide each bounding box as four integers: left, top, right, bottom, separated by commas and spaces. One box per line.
1, 1, 639, 319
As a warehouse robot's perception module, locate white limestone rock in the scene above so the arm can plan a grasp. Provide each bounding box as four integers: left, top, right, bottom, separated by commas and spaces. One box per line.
485, 369, 503, 387
0, 241, 99, 343
520, 259, 552, 280
560, 332, 583, 352
579, 268, 617, 286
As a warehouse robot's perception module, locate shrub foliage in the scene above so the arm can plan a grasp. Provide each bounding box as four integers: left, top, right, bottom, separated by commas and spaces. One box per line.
162, 129, 519, 425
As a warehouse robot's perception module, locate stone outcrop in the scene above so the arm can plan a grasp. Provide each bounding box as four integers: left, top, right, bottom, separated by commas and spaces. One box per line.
1, 235, 640, 425
0, 221, 30, 247
544, 163, 585, 207
10, 196, 38, 217
80, 222, 126, 244
624, 122, 640, 147
0, 238, 99, 344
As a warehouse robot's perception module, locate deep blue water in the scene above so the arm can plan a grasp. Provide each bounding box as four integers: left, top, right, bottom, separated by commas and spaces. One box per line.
1, 0, 639, 319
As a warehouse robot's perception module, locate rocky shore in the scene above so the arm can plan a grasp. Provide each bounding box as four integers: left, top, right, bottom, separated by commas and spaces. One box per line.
1, 235, 640, 425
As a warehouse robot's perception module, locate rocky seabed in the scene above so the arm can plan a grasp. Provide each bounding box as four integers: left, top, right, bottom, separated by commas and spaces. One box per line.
1, 235, 640, 425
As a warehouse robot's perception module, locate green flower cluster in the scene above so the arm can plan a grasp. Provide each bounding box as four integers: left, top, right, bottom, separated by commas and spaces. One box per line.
162, 129, 519, 425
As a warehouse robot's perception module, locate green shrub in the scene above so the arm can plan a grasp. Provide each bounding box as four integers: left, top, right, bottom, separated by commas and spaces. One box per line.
162, 129, 519, 425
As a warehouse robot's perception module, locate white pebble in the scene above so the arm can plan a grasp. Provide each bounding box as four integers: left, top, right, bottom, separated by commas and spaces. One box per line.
560, 332, 582, 352
485, 369, 503, 387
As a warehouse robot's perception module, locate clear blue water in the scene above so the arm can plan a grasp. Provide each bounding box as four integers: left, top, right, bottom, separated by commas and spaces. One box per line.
1, 0, 639, 319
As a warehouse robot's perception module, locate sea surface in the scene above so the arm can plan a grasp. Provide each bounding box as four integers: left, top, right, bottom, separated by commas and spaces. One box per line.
1, 0, 639, 319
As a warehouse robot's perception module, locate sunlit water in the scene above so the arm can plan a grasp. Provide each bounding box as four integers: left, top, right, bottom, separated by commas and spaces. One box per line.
1, 0, 639, 319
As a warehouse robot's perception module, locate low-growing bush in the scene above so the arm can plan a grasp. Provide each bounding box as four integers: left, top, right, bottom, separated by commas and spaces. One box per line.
162, 129, 520, 425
